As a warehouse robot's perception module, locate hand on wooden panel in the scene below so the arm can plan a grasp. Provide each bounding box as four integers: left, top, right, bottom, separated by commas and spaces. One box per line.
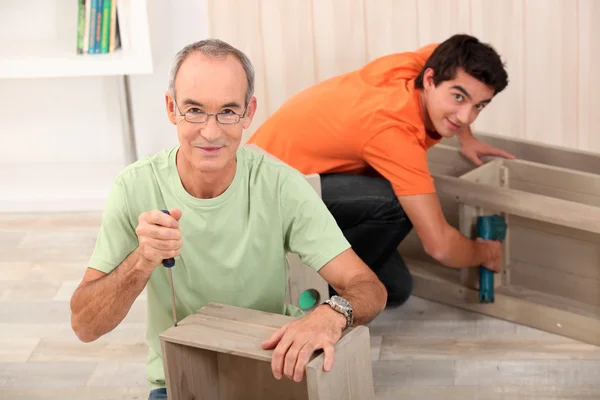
476, 237, 503, 272
261, 304, 346, 382
460, 135, 516, 166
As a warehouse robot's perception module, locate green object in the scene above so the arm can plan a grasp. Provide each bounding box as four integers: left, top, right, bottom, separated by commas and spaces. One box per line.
477, 214, 507, 303
299, 289, 318, 310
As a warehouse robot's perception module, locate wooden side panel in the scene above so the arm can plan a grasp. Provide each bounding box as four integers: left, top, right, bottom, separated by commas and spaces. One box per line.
441, 132, 600, 175
509, 217, 600, 308
306, 326, 374, 400
506, 159, 600, 207
409, 258, 600, 346
161, 341, 220, 399
217, 353, 308, 400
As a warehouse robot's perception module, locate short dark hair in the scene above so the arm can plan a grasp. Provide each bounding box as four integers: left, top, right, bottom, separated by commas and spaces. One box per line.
414, 34, 508, 95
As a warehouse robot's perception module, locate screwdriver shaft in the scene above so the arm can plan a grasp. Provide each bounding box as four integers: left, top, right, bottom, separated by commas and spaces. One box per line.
167, 268, 177, 326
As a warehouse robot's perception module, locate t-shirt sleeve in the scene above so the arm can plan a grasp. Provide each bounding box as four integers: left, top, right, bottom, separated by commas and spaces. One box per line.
280, 170, 351, 272
363, 127, 436, 196
88, 177, 139, 274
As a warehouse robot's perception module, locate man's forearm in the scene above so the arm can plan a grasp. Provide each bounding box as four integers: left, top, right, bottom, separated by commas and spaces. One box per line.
340, 275, 387, 326
70, 249, 153, 342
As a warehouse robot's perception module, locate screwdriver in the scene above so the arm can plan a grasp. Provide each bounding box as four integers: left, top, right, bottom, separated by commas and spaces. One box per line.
161, 210, 177, 327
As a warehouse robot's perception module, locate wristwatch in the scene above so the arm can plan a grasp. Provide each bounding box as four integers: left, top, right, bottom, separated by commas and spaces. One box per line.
324, 295, 354, 330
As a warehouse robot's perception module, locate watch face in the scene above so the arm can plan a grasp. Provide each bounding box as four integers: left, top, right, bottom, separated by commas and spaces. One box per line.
333, 295, 352, 311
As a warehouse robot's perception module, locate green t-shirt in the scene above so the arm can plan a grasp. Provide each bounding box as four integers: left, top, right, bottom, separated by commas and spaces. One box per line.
88, 145, 351, 390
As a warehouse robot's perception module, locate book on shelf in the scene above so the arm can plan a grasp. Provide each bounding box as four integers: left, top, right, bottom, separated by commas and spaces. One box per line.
76, 0, 121, 55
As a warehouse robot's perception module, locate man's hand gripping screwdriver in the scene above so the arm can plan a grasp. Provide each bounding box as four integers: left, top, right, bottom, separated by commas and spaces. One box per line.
161, 210, 178, 327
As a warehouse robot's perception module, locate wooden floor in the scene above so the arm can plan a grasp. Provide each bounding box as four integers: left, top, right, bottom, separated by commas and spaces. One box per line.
1, 212, 599, 399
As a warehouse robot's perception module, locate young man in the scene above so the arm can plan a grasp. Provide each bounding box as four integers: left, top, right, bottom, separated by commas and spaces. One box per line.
248, 34, 513, 307
70, 39, 386, 399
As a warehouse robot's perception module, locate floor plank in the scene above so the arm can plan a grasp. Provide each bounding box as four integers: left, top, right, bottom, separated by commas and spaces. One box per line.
375, 385, 600, 400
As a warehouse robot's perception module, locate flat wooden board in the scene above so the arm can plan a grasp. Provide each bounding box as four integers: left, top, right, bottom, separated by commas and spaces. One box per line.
407, 258, 600, 347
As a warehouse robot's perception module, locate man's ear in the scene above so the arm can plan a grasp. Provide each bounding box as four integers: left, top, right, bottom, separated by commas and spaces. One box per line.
165, 91, 177, 125
242, 96, 258, 129
423, 67, 436, 89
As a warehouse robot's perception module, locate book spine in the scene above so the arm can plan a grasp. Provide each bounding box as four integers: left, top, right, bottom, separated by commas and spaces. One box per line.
76, 0, 86, 53
93, 0, 103, 54
100, 0, 111, 53
87, 0, 97, 54
109, 0, 117, 53
83, 0, 91, 53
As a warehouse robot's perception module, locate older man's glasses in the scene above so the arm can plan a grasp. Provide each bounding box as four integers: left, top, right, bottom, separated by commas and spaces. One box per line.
174, 100, 247, 125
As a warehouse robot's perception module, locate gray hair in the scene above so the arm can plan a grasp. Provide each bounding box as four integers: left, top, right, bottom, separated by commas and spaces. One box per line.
168, 38, 255, 106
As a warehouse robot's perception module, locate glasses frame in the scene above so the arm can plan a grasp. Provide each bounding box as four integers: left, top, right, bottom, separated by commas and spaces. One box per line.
173, 97, 248, 125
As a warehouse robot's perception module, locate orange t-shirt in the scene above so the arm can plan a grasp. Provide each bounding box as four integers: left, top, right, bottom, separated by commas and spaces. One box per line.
247, 43, 441, 196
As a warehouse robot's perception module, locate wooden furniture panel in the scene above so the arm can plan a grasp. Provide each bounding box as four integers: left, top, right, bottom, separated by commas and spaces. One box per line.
160, 302, 375, 400
405, 143, 600, 346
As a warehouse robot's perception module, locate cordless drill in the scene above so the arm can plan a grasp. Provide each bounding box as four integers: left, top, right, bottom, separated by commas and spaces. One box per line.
477, 214, 507, 303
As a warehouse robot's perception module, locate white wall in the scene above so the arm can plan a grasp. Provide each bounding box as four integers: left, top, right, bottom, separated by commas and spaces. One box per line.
129, 0, 209, 159
0, 0, 208, 213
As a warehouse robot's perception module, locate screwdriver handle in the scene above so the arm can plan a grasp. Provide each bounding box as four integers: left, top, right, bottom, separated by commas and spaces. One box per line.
160, 210, 176, 268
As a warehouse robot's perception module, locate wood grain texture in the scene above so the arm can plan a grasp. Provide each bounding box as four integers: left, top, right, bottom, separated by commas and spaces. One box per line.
409, 258, 600, 346
217, 353, 309, 400
161, 303, 374, 399
435, 174, 600, 235
305, 325, 375, 400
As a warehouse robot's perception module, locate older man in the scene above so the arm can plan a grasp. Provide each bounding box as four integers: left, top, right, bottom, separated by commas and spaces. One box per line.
70, 39, 386, 399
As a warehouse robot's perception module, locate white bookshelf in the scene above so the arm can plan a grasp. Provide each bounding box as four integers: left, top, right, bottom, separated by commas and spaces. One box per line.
0, 0, 153, 79
0, 0, 153, 213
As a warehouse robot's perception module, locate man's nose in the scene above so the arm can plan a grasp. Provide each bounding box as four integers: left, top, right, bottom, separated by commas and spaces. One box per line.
201, 115, 222, 142
457, 106, 475, 125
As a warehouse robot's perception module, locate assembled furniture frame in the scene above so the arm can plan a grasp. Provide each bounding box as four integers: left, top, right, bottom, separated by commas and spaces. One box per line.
160, 302, 375, 399
399, 132, 600, 346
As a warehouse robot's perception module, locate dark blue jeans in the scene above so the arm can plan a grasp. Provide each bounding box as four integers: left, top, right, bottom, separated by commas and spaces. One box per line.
321, 173, 414, 306
148, 388, 167, 400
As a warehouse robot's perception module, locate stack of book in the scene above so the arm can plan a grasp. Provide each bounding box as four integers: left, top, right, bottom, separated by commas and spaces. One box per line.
76, 0, 121, 54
